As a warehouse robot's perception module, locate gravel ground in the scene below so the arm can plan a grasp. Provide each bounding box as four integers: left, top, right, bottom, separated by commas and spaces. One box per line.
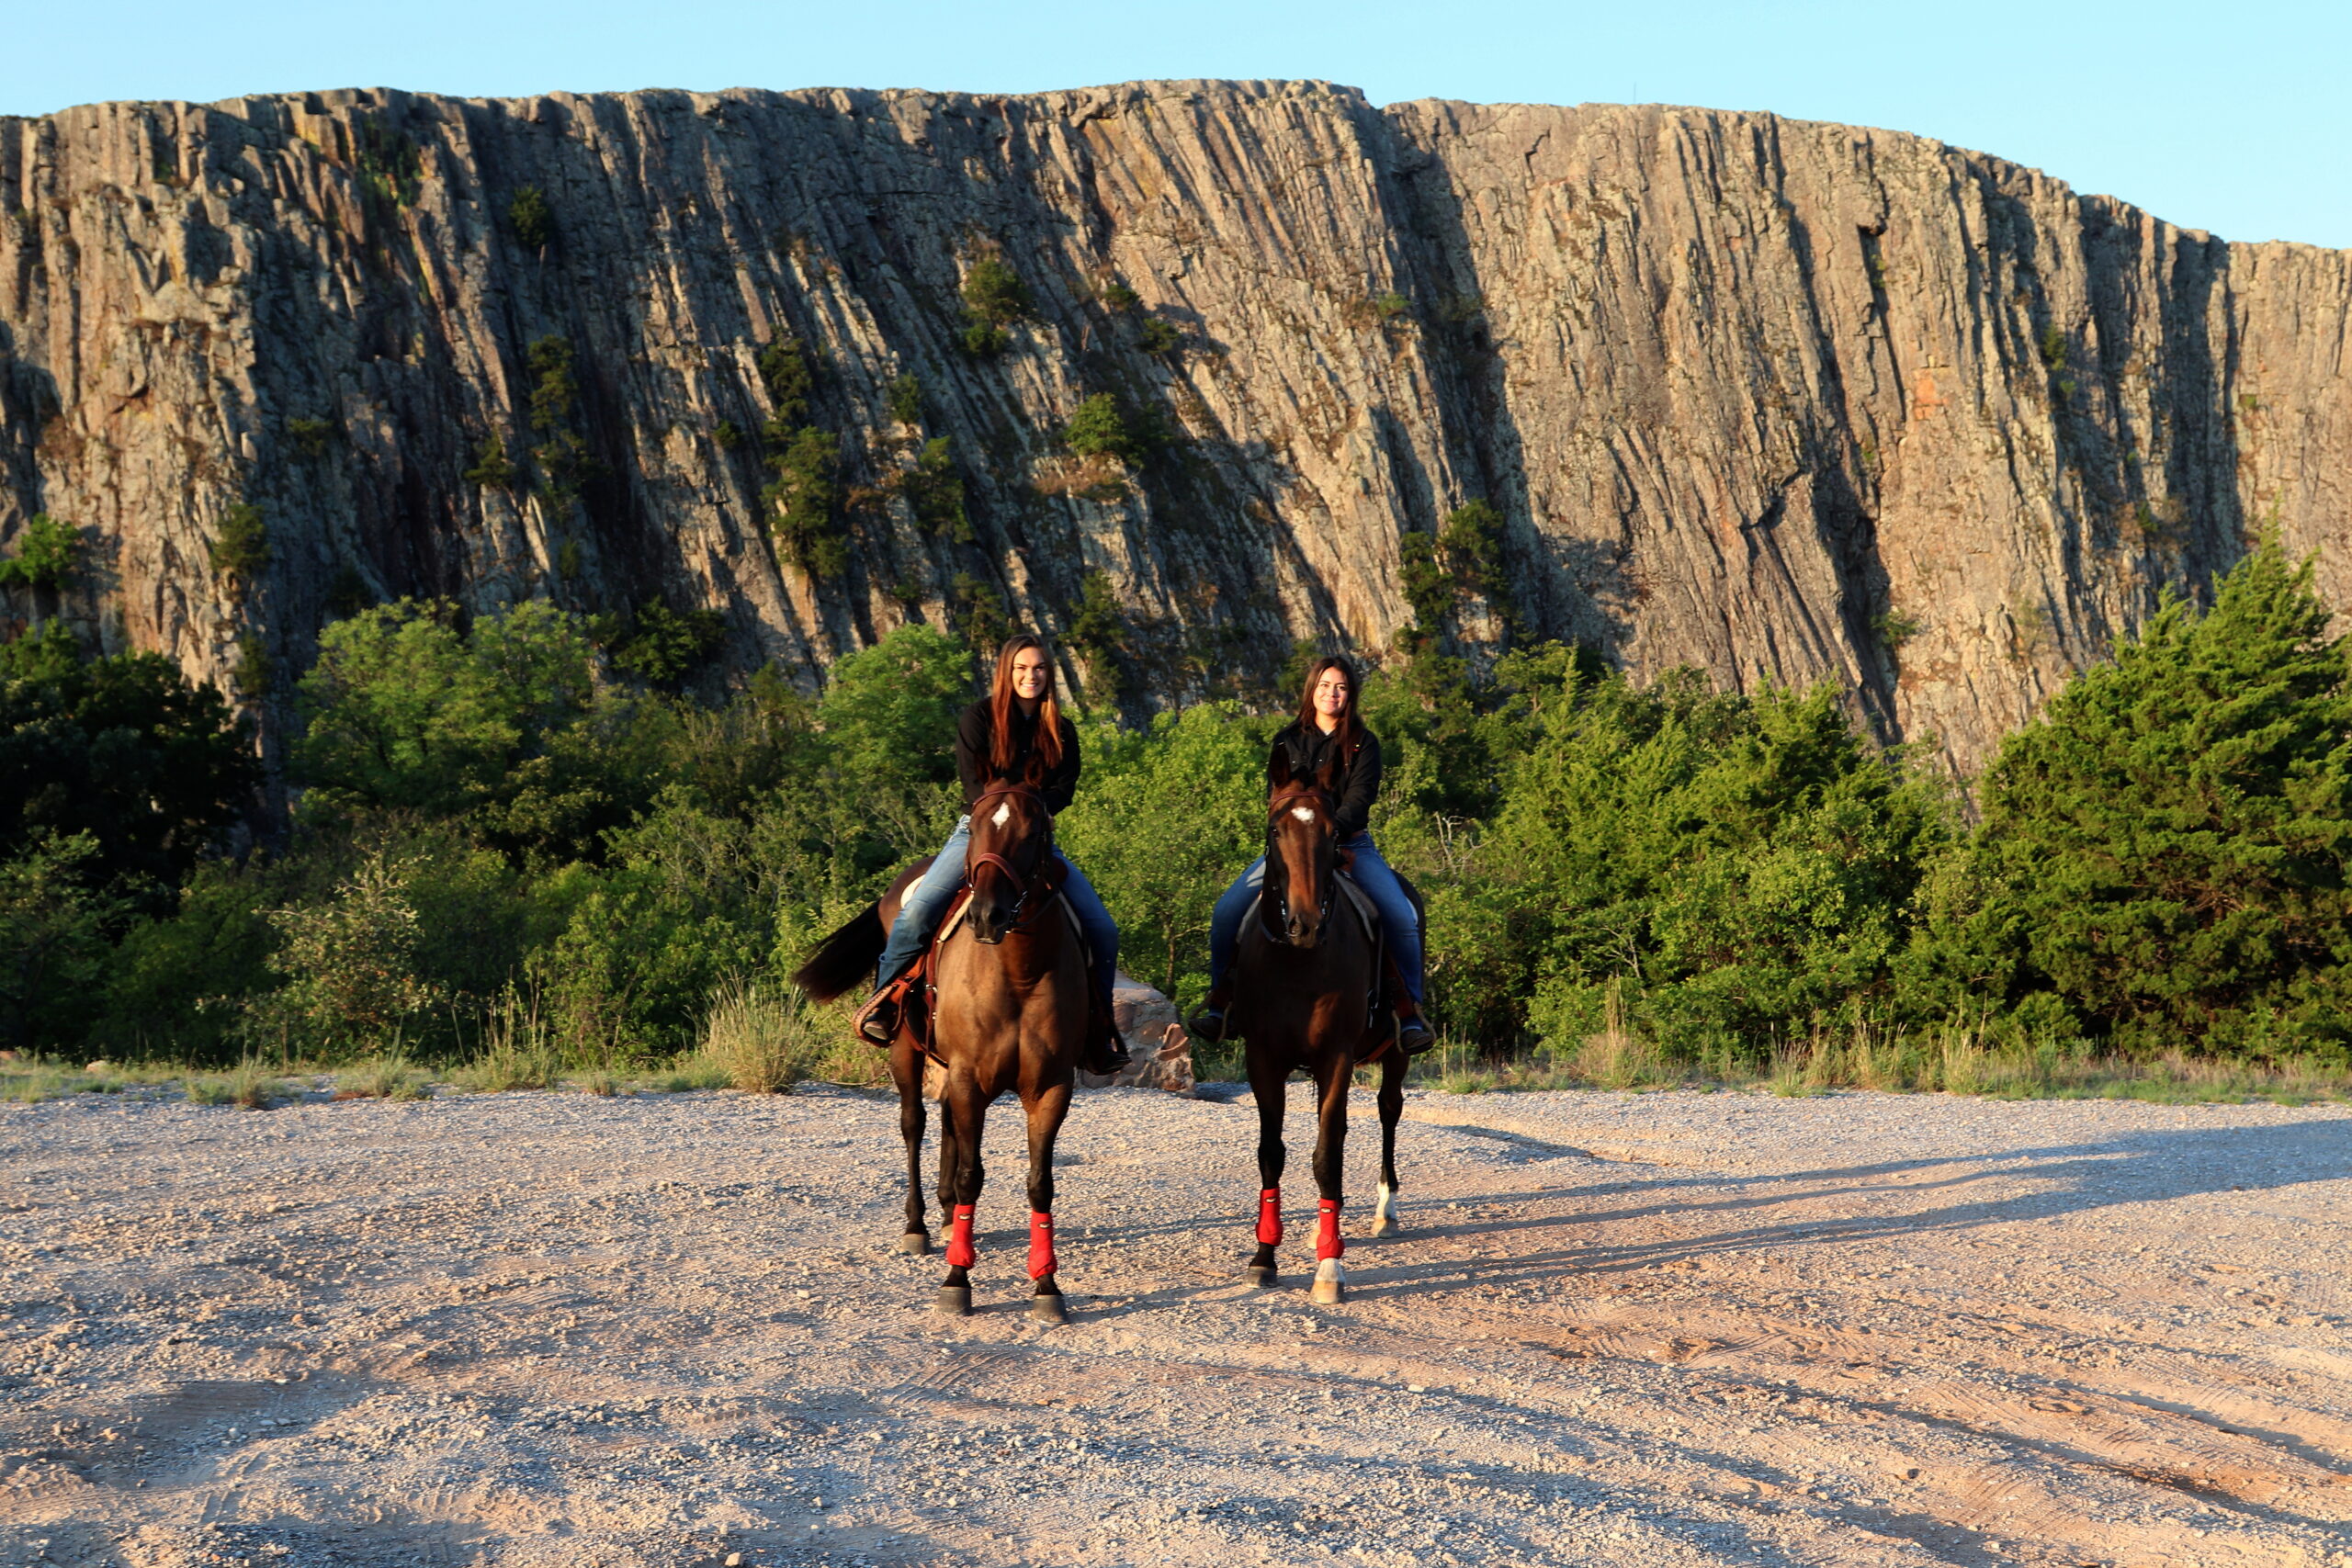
4, 1079, 2350, 1568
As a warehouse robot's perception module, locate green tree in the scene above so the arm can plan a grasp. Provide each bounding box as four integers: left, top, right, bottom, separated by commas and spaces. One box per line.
1063, 394, 1145, 465
294, 599, 593, 818
1056, 704, 1275, 1002
0, 833, 120, 1051
509, 186, 555, 251
209, 503, 270, 581
0, 643, 255, 905
1476, 662, 1948, 1059
0, 514, 81, 592
1917, 540, 2352, 1055
1067, 570, 1128, 702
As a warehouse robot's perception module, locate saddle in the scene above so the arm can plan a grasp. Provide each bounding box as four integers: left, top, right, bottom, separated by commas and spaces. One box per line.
894, 885, 1098, 1066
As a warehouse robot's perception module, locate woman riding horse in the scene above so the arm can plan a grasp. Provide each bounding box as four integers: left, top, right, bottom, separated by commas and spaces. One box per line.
1189, 655, 1434, 1055
854, 634, 1129, 1075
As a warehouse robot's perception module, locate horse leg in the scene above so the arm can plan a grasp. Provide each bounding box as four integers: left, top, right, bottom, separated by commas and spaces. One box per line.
1246, 1050, 1287, 1286
1373, 1046, 1406, 1236
1021, 1080, 1074, 1323
892, 1039, 930, 1254
934, 1076, 986, 1315
1308, 1054, 1352, 1303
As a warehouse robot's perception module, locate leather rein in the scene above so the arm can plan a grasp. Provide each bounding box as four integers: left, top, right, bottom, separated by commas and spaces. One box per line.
965, 784, 1061, 931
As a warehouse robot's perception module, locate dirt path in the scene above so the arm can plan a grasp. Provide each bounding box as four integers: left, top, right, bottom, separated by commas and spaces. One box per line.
5, 1081, 2350, 1567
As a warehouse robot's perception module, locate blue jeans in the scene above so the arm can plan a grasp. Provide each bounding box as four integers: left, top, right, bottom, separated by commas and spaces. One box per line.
876, 818, 1120, 998
1207, 832, 1423, 1004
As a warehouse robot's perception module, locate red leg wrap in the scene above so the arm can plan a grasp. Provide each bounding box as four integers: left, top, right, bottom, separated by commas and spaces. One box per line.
945, 1204, 977, 1269
1026, 1212, 1057, 1280
1316, 1198, 1345, 1260
1256, 1188, 1283, 1247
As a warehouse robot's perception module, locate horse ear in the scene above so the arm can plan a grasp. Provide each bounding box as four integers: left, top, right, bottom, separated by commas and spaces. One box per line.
1270, 746, 1295, 790
1316, 750, 1341, 795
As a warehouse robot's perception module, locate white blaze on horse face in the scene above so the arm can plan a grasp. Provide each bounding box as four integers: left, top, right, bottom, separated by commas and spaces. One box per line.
991, 800, 1012, 829
1290, 806, 1317, 823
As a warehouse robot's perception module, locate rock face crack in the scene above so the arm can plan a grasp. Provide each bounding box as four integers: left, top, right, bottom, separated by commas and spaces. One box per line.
2, 81, 2346, 770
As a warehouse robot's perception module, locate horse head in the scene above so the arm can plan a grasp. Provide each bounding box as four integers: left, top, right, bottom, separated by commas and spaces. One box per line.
963, 784, 1054, 945
1263, 746, 1341, 949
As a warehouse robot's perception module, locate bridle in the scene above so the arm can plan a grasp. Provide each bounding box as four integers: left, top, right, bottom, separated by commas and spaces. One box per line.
966, 784, 1059, 931
1262, 784, 1339, 943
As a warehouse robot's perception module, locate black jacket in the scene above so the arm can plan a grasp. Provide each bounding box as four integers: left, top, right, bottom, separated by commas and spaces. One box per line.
1268, 719, 1382, 837
956, 700, 1081, 815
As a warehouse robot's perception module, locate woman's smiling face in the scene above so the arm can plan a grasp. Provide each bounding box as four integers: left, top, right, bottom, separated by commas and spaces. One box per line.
1012, 646, 1051, 703
1313, 665, 1350, 719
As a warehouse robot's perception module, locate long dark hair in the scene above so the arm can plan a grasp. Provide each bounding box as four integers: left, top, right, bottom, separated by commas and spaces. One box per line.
989, 634, 1065, 776
1294, 654, 1362, 750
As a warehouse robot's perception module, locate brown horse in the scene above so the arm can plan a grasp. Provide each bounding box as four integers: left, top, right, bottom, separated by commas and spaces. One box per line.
1229, 749, 1412, 1304
790, 784, 1088, 1321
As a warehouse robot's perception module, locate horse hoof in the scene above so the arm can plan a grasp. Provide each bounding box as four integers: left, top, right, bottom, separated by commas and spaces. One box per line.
1371, 1217, 1396, 1238
933, 1285, 973, 1316
1029, 1293, 1068, 1324
1245, 1265, 1279, 1289
1311, 1258, 1346, 1305
898, 1231, 931, 1256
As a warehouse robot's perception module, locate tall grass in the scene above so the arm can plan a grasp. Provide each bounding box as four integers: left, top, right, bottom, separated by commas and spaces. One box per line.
1406, 1014, 2352, 1104
688, 979, 886, 1092
449, 982, 563, 1092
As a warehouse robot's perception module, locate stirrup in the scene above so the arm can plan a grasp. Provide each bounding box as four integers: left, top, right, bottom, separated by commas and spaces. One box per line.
854, 986, 904, 1047
1186, 1004, 1228, 1043
1084, 1029, 1132, 1076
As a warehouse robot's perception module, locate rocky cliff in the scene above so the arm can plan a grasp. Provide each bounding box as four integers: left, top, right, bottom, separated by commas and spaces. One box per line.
2, 80, 2346, 770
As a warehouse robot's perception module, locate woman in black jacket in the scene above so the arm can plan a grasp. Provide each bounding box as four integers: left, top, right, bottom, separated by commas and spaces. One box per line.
855, 634, 1126, 1070
1188, 655, 1432, 1054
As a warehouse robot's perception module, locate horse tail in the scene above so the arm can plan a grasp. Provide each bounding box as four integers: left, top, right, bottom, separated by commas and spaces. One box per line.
790, 905, 888, 1003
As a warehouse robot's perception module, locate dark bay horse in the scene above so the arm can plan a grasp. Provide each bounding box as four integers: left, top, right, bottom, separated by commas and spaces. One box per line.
1228, 749, 1412, 1303
790, 784, 1088, 1322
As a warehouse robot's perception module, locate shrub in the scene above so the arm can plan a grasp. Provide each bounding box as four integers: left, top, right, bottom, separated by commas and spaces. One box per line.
509, 186, 555, 251
961, 257, 1029, 328
762, 427, 842, 574
758, 337, 816, 433
464, 434, 517, 488
287, 416, 339, 457
903, 436, 968, 539
0, 515, 81, 592
259, 850, 443, 1057
1062, 394, 1146, 465
1066, 570, 1127, 702
1100, 281, 1140, 313
1138, 316, 1181, 355
526, 335, 591, 500
713, 419, 742, 451
208, 504, 270, 581
887, 373, 923, 426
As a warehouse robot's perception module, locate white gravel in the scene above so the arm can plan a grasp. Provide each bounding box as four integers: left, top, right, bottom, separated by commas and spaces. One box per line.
4, 1079, 2350, 1568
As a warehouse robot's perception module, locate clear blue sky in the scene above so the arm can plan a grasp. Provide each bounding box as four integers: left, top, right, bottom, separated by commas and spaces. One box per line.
8, 0, 2345, 248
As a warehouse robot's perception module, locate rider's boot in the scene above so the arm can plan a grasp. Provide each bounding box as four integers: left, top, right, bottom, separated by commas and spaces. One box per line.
1395, 998, 1436, 1056
1186, 986, 1231, 1043
1082, 974, 1132, 1077
854, 974, 912, 1047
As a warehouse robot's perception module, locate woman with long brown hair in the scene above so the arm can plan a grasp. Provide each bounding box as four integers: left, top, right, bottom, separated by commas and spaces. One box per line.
855, 633, 1127, 1071
1189, 655, 1432, 1054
